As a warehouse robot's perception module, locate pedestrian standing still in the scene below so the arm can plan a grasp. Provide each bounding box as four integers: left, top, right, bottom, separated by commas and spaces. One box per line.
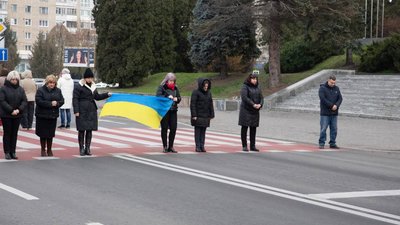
318, 75, 343, 149
239, 73, 264, 152
73, 68, 111, 156
156, 72, 181, 153
190, 78, 214, 152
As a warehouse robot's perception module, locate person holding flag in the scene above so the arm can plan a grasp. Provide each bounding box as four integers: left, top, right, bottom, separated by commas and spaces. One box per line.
73, 68, 111, 156
156, 73, 181, 153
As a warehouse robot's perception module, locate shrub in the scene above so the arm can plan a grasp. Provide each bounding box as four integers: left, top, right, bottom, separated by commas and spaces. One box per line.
359, 34, 400, 72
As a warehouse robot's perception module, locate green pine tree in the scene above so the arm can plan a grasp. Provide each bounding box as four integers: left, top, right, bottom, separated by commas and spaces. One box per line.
30, 32, 60, 77
172, 0, 196, 72
152, 0, 176, 73
188, 0, 260, 77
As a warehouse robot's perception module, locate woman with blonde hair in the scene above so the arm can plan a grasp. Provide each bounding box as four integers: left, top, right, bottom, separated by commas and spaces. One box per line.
0, 70, 27, 160
20, 70, 37, 130
35, 75, 64, 157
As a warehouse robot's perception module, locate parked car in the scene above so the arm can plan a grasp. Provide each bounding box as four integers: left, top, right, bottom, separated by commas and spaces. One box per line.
33, 78, 45, 88
96, 82, 108, 88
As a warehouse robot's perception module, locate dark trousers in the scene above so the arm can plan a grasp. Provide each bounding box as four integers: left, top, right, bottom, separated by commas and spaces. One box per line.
21, 101, 34, 128
241, 126, 257, 148
2, 117, 22, 154
194, 126, 207, 149
160, 110, 177, 148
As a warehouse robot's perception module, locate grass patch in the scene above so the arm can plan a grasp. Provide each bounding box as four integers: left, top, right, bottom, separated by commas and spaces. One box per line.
281, 54, 348, 85
113, 72, 218, 96
107, 53, 355, 98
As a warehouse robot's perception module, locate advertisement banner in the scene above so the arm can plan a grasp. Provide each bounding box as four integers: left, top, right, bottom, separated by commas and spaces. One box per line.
63, 48, 94, 67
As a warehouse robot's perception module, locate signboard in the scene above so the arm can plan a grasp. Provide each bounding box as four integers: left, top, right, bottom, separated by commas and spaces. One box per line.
0, 22, 6, 49
0, 22, 6, 35
0, 48, 8, 61
63, 47, 94, 67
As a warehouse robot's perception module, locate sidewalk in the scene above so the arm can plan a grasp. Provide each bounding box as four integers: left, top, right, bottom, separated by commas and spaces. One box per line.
177, 107, 400, 152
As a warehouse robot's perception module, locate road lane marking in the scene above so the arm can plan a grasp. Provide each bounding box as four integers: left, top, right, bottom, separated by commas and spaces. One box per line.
0, 183, 39, 200
113, 154, 400, 225
309, 190, 400, 199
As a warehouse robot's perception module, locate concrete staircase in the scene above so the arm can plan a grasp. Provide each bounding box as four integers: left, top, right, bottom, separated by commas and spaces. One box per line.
271, 75, 400, 120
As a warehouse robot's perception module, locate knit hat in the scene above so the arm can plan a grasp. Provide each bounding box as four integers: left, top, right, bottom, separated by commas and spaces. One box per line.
83, 68, 94, 78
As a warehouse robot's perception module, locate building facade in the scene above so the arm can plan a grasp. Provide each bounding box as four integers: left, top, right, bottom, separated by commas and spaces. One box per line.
0, 0, 95, 72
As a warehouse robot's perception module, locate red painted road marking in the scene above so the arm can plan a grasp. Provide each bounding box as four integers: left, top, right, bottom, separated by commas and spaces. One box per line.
0, 128, 340, 161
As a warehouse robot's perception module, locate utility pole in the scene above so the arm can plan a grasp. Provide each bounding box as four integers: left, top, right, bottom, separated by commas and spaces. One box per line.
376, 0, 380, 38
370, 0, 373, 38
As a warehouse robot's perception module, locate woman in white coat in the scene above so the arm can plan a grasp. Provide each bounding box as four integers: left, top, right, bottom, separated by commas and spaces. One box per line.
57, 68, 74, 128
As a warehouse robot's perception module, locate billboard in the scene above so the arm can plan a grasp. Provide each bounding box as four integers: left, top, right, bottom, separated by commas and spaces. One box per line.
64, 48, 94, 67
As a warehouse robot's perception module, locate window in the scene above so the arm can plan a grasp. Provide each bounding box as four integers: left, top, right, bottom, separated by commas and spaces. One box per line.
39, 7, 48, 15
25, 32, 31, 39
39, 20, 49, 27
80, 22, 91, 29
11, 4, 17, 12
66, 21, 77, 28
25, 5, 31, 13
66, 8, 76, 15
11, 18, 17, 25
81, 10, 91, 17
0, 1, 7, 10
80, 0, 90, 7
56, 7, 62, 15
12, 31, 17, 39
25, 19, 32, 26
25, 45, 32, 51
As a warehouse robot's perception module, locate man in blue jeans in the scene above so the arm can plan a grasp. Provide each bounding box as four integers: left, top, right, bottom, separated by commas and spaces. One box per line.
318, 75, 343, 149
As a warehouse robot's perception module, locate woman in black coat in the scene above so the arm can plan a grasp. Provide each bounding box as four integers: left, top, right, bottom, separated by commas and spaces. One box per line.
73, 68, 110, 156
156, 72, 181, 153
0, 71, 27, 160
35, 75, 64, 157
190, 78, 214, 152
238, 73, 264, 152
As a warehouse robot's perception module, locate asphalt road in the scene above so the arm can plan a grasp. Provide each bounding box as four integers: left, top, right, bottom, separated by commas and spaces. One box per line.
0, 109, 399, 225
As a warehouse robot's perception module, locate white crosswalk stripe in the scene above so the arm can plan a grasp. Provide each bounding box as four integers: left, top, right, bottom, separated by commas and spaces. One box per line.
19, 131, 78, 147
55, 130, 131, 148
98, 127, 192, 145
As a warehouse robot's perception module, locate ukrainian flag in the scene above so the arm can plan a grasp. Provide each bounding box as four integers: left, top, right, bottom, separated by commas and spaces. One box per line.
100, 93, 173, 129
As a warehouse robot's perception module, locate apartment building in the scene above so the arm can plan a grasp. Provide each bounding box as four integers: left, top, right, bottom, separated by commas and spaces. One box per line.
0, 0, 95, 71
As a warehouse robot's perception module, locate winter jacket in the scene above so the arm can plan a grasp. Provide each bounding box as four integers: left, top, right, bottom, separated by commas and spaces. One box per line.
0, 80, 28, 118
238, 80, 264, 127
57, 73, 74, 109
35, 85, 64, 119
20, 78, 37, 102
190, 78, 214, 127
319, 82, 343, 116
156, 84, 181, 111
73, 80, 109, 131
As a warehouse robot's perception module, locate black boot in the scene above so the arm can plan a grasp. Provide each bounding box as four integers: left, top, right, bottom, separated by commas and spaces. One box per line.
85, 131, 92, 156
78, 131, 85, 156
4, 153, 11, 160
40, 138, 47, 157
46, 138, 53, 157
163, 146, 169, 153
10, 153, 18, 160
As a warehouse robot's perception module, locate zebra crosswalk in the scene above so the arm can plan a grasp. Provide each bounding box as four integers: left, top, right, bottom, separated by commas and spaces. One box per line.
0, 127, 340, 161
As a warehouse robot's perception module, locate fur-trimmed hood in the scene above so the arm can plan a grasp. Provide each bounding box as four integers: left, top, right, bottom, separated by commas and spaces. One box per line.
79, 79, 96, 93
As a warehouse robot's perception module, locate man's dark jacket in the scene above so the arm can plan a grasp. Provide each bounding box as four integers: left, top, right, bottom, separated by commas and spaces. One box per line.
319, 82, 343, 116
